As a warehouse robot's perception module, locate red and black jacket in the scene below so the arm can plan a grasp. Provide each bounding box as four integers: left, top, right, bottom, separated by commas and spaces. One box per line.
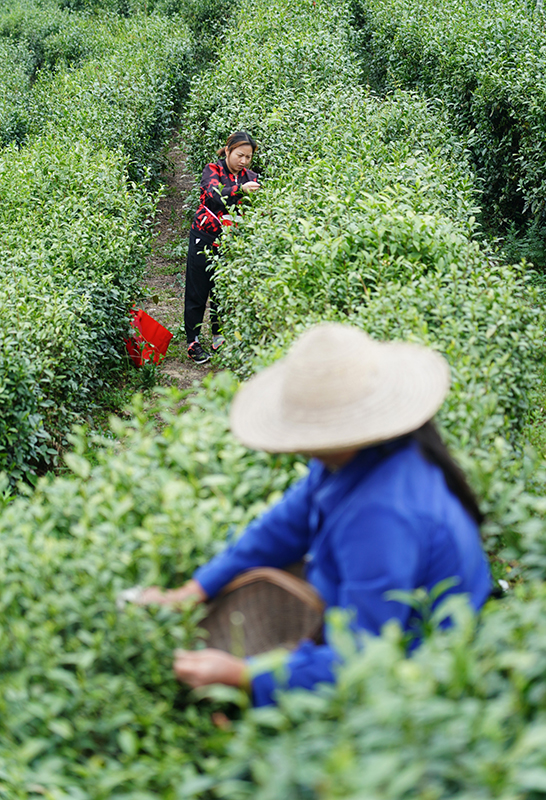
191, 159, 258, 243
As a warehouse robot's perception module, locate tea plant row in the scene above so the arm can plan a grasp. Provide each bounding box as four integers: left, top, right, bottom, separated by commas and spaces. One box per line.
349, 0, 546, 264
0, 376, 306, 797
181, 0, 546, 795
1, 0, 546, 795
187, 0, 542, 552
0, 0, 201, 482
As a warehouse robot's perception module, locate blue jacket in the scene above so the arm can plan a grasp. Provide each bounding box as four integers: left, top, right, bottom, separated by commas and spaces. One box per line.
194, 438, 491, 706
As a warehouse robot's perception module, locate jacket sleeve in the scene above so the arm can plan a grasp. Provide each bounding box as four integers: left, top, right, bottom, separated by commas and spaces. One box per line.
218, 167, 258, 206
193, 470, 315, 599
251, 641, 339, 707
250, 505, 424, 706
200, 164, 243, 211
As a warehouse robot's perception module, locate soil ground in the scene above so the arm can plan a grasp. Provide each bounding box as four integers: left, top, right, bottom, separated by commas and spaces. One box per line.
139, 130, 216, 390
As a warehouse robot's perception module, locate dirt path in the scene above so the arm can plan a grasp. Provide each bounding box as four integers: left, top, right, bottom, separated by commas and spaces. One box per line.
140, 131, 214, 390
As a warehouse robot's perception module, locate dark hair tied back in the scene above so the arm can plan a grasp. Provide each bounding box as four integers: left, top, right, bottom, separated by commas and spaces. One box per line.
218, 130, 257, 159
411, 421, 484, 525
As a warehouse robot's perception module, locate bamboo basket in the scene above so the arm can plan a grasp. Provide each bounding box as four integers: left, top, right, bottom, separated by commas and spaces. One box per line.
199, 567, 325, 657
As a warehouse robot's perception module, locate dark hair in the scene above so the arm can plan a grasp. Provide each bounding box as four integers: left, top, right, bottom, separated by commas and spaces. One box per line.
217, 130, 257, 159
411, 421, 484, 525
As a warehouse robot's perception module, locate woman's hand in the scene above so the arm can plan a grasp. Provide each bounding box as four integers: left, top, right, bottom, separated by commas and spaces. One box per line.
173, 648, 247, 689
241, 181, 261, 193
136, 579, 207, 608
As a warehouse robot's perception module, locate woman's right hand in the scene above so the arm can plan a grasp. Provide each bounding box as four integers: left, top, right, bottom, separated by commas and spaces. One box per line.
136, 579, 208, 608
241, 181, 261, 193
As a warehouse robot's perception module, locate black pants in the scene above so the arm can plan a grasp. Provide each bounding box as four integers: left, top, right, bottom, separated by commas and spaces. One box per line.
184, 229, 220, 343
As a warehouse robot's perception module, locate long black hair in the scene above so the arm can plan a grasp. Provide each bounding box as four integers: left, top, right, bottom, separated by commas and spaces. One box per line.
411, 420, 484, 525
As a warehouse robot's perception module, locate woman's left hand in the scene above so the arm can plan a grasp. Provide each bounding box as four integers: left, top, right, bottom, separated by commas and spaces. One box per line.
173, 648, 247, 689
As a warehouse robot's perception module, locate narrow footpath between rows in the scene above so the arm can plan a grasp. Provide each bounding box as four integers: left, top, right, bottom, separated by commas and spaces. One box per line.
139, 130, 213, 389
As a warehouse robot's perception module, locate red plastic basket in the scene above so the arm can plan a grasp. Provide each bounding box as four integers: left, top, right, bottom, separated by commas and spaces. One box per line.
124, 308, 173, 367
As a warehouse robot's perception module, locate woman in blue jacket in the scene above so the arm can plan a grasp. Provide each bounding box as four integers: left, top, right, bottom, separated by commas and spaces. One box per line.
140, 323, 491, 706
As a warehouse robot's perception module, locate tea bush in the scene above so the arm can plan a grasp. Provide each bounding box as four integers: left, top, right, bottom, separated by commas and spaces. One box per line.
0, 0, 99, 75
0, 4, 201, 481
0, 137, 155, 481
1, 8, 195, 178
2, 380, 546, 797
194, 585, 546, 799
348, 0, 546, 261
2, 0, 546, 792
44, 0, 233, 64
29, 22, 193, 180
0, 375, 304, 797
182, 9, 546, 796
0, 1, 124, 146
186, 0, 543, 474
0, 39, 32, 146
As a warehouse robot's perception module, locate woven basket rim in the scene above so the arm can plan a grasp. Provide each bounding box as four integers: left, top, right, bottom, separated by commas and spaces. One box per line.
213, 567, 325, 614
200, 568, 325, 656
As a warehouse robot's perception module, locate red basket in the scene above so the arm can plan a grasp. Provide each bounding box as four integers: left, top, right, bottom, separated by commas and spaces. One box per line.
124, 308, 173, 367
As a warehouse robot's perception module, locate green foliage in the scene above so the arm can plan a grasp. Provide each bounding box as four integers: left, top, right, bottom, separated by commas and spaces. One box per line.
0, 3, 201, 481
4, 382, 546, 797
186, 0, 359, 175
0, 136, 155, 481
0, 0, 97, 75
14, 12, 195, 179
0, 1, 131, 147
197, 586, 546, 799
178, 0, 234, 63
186, 0, 543, 532
0, 375, 304, 796
1, 0, 546, 791
348, 0, 546, 261
0, 343, 48, 481
30, 26, 191, 180
176, 0, 546, 790
0, 38, 33, 146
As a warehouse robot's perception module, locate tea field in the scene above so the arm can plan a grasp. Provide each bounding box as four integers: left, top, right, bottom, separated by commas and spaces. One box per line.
2, 0, 546, 795
349, 0, 546, 264
0, 0, 226, 484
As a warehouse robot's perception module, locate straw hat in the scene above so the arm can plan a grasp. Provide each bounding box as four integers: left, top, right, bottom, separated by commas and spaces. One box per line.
230, 323, 450, 453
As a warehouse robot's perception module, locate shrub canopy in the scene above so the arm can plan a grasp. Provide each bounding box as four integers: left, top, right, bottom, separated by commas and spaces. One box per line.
1, 0, 546, 794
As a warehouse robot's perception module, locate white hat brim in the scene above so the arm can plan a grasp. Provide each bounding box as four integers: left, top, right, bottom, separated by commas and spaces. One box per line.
230, 340, 450, 453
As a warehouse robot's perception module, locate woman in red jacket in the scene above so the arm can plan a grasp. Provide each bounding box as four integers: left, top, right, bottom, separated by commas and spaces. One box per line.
185, 131, 260, 364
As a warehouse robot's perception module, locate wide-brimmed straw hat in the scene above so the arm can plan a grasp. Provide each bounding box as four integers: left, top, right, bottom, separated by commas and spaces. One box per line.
230, 323, 450, 454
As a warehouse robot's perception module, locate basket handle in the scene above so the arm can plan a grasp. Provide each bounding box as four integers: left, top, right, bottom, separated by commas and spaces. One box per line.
219, 567, 325, 614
